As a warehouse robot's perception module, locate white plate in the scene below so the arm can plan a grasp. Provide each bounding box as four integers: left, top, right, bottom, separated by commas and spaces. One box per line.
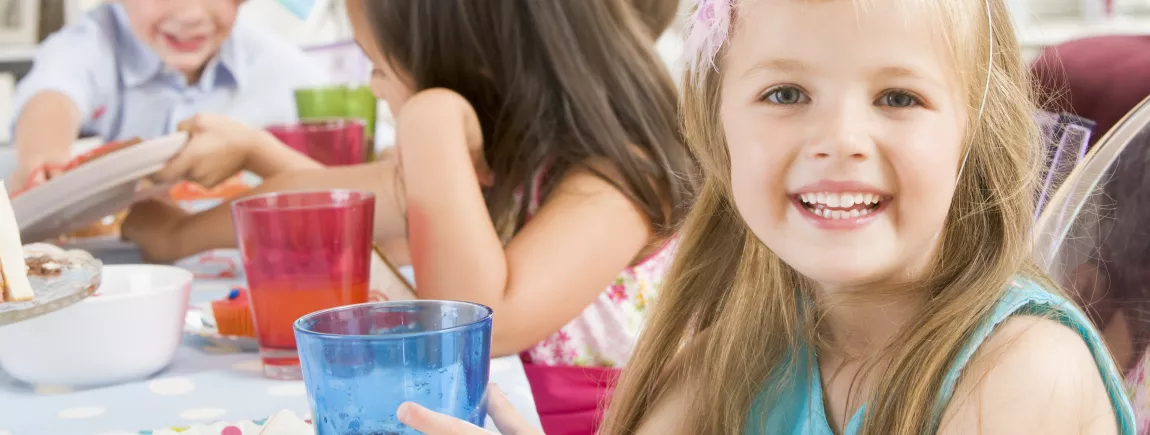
12, 133, 188, 243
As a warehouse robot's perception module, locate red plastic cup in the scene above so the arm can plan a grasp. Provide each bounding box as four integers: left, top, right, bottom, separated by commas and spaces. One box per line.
266, 119, 367, 166
231, 190, 375, 380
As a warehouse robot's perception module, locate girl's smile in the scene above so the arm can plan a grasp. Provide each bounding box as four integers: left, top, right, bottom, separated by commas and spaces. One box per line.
790, 180, 893, 230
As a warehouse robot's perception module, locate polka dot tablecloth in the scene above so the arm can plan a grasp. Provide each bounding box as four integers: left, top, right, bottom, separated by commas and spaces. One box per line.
0, 278, 540, 435
132, 411, 308, 435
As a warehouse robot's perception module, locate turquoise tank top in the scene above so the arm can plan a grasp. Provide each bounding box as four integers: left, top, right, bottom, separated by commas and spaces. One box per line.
746, 278, 1136, 434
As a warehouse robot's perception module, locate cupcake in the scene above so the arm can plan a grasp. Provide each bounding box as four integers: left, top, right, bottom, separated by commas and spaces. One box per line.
212, 288, 255, 338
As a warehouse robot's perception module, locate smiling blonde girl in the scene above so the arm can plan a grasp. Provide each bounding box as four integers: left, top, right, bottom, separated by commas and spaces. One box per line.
399, 0, 1136, 432
597, 0, 1136, 433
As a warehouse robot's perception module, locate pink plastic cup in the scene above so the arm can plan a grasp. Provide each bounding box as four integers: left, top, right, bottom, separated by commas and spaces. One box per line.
266, 119, 367, 167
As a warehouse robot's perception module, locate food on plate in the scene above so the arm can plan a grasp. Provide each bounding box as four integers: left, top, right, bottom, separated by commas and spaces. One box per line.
212, 288, 255, 337
13, 138, 145, 198
25, 256, 63, 277
63, 211, 128, 240
258, 410, 313, 434
0, 182, 34, 302
72, 137, 144, 167
169, 174, 252, 203
12, 137, 145, 240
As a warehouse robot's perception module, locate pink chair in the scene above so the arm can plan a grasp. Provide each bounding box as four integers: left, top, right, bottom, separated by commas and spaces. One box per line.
1032, 35, 1150, 148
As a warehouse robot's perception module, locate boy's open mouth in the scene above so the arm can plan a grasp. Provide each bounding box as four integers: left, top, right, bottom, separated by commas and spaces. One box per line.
162, 33, 209, 52
795, 192, 888, 220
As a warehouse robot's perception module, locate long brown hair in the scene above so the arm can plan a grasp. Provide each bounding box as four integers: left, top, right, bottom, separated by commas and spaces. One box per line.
603, 0, 1065, 433
361, 0, 694, 239
628, 0, 680, 39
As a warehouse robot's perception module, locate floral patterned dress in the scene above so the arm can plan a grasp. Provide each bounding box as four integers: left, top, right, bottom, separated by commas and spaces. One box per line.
520, 239, 676, 368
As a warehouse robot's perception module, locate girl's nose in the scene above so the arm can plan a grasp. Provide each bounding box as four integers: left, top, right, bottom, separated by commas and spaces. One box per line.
806, 103, 873, 162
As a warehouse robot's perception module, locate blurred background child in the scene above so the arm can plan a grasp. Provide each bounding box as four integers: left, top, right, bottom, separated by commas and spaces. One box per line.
7, 0, 322, 192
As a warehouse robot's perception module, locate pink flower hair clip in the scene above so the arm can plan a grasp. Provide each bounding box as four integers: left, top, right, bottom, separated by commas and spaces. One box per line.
683, 0, 735, 78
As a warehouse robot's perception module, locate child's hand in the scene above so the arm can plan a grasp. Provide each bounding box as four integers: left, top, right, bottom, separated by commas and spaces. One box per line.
397, 385, 540, 435
154, 114, 262, 188
121, 199, 190, 264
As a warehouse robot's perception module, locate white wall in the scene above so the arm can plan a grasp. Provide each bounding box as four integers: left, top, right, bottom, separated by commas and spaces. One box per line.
1027, 0, 1150, 16
238, 0, 351, 47
1034, 0, 1079, 15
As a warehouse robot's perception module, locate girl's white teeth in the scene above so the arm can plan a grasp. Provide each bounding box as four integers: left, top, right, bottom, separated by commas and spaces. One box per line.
799, 192, 883, 206
798, 192, 885, 220
814, 207, 873, 220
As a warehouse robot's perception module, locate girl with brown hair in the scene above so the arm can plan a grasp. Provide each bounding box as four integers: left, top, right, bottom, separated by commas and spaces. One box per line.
122, 0, 691, 433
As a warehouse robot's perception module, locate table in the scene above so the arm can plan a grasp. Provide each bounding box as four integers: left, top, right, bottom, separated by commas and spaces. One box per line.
0, 276, 540, 435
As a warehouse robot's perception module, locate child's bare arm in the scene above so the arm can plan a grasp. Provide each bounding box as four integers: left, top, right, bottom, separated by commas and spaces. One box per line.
9, 20, 111, 192
154, 114, 324, 188
937, 316, 1120, 434
397, 89, 655, 356
124, 157, 408, 264
9, 91, 83, 190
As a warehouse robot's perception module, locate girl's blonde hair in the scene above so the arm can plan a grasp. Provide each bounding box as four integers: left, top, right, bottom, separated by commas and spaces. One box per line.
603, 0, 1056, 433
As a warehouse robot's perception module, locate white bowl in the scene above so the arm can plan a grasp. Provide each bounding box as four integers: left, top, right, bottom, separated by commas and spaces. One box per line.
0, 264, 193, 387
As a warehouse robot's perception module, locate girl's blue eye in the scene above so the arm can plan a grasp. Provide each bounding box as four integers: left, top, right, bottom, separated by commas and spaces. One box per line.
877, 91, 921, 108
761, 86, 810, 105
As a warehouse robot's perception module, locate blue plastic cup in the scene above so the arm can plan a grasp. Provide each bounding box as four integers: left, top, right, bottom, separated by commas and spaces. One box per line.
294, 301, 494, 435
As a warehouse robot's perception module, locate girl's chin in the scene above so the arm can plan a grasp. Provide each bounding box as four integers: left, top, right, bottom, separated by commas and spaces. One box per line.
795, 263, 900, 290
805, 275, 880, 291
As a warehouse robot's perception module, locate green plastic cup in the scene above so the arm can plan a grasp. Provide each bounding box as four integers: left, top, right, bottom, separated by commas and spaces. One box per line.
345, 86, 377, 139
294, 86, 344, 119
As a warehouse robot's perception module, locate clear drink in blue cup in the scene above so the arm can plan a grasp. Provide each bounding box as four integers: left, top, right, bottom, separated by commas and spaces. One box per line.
294, 300, 493, 434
